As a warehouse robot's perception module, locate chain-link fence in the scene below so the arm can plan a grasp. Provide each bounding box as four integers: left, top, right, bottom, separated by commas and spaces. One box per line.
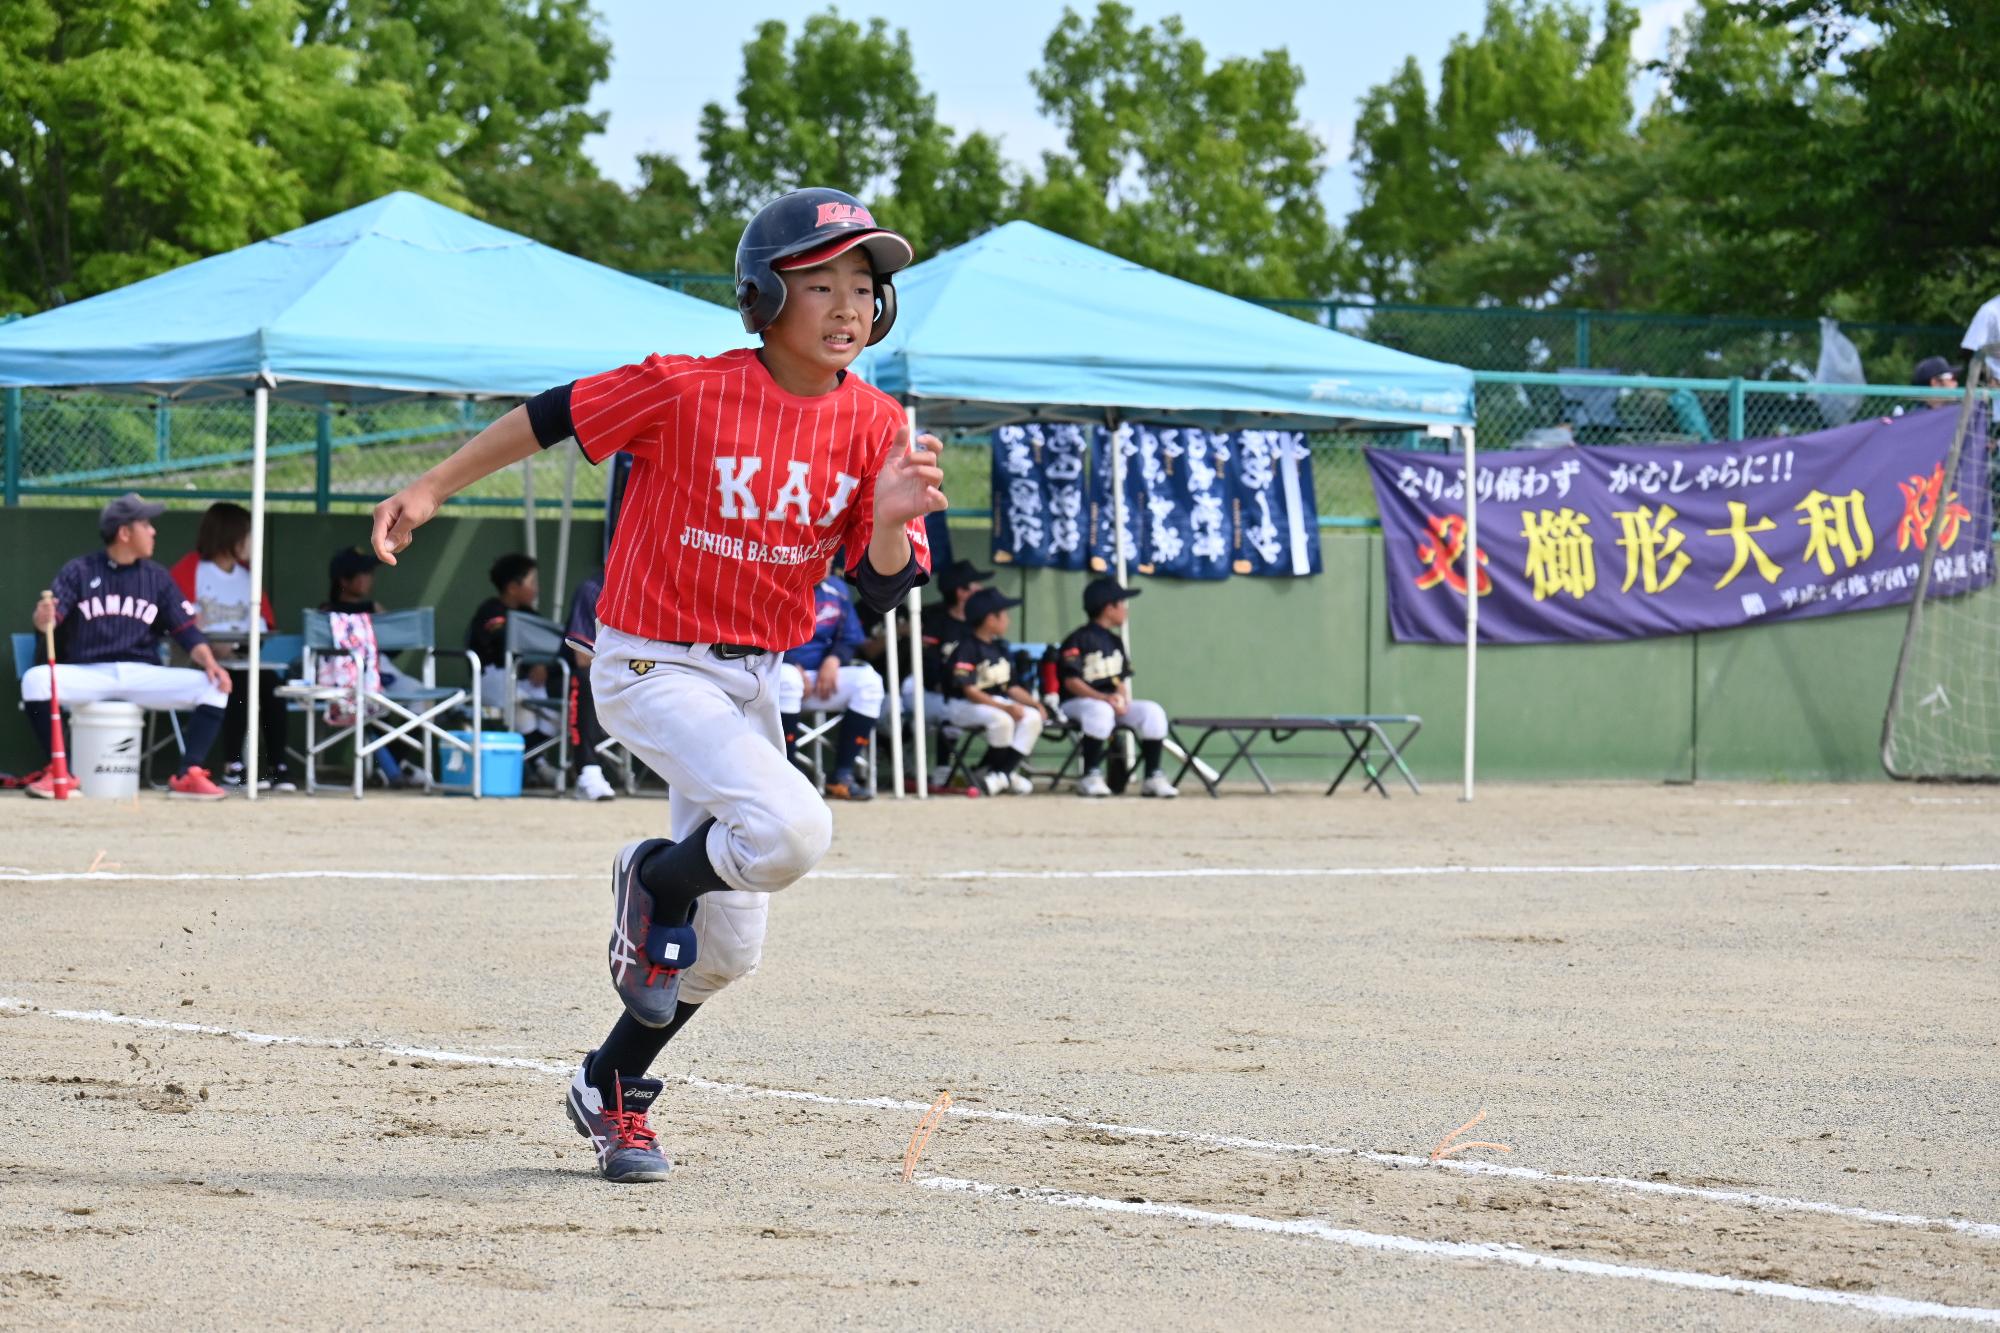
1270, 302, 1960, 386
5, 377, 1976, 526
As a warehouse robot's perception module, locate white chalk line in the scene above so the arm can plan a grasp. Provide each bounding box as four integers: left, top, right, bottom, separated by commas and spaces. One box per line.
920, 1177, 2000, 1325
4, 994, 1995, 1245
3, 860, 1999, 885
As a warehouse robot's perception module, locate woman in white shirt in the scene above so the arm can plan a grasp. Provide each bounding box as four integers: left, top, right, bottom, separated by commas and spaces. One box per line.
171, 503, 292, 790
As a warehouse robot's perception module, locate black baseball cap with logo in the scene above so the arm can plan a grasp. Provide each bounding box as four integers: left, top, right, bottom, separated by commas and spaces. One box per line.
964, 587, 1022, 625
938, 558, 995, 595
1084, 577, 1141, 616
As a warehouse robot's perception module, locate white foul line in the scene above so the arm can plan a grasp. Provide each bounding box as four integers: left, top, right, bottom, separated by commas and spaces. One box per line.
2, 861, 1998, 884
920, 1177, 2000, 1326
3, 995, 1996, 1244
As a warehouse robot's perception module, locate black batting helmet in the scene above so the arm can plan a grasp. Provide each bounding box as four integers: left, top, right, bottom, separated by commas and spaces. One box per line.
734, 187, 914, 345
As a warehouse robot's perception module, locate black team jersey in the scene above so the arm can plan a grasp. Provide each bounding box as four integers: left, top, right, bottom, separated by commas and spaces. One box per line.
945, 635, 1015, 699
47, 551, 207, 664
1057, 623, 1131, 692
920, 604, 971, 683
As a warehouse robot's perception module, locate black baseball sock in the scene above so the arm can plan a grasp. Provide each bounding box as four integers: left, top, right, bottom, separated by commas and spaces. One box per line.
832, 710, 872, 775
178, 703, 227, 776
590, 1001, 701, 1097
985, 747, 1020, 775
781, 712, 802, 762
1079, 734, 1106, 772
23, 701, 53, 758
637, 817, 730, 927
1140, 737, 1164, 776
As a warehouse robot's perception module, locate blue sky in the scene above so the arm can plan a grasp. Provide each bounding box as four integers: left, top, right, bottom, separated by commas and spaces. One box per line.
582, 1, 1694, 222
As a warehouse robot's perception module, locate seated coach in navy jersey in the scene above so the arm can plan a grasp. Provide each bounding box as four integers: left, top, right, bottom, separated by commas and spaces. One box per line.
21, 493, 234, 800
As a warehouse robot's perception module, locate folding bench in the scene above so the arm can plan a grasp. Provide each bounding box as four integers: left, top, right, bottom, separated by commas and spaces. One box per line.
1167, 715, 1424, 798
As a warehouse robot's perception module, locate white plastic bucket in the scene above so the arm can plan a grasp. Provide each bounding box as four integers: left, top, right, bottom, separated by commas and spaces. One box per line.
71, 701, 145, 800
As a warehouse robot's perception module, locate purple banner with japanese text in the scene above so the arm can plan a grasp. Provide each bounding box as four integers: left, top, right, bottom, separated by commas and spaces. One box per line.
1366, 408, 1994, 644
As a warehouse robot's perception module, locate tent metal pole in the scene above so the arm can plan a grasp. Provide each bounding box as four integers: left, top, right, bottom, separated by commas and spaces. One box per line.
906, 404, 928, 801
246, 377, 272, 800
883, 604, 904, 799
522, 441, 537, 563
1461, 424, 1478, 803
554, 441, 578, 625
1107, 409, 1136, 771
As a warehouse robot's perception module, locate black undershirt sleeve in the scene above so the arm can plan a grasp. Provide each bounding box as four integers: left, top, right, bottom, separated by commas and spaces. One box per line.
524, 382, 576, 450
850, 552, 927, 614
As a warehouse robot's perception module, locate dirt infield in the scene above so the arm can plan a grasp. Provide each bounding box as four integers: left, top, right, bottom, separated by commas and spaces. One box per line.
2, 784, 1996, 1329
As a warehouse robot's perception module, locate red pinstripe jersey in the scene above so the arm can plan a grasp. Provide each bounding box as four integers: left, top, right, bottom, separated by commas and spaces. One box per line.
570, 347, 930, 648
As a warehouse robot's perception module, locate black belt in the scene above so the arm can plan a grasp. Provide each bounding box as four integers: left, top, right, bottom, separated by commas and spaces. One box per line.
673, 642, 766, 660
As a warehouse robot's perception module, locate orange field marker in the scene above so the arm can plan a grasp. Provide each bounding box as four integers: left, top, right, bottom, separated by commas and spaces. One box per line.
902, 1090, 953, 1182
1430, 1107, 1513, 1163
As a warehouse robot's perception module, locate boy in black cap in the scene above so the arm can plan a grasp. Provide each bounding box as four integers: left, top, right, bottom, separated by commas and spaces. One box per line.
904, 558, 990, 778
21, 493, 232, 800
942, 586, 1045, 796
1057, 577, 1176, 798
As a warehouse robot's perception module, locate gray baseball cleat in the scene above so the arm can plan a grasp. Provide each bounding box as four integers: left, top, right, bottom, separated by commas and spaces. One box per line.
565, 1054, 673, 1182
609, 838, 700, 1027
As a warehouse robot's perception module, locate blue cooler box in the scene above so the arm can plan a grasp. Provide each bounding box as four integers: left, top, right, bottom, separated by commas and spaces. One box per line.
437, 730, 524, 797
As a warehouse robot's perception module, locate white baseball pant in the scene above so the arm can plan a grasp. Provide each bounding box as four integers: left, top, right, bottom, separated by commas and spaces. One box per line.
21, 661, 226, 710
777, 661, 885, 719
480, 664, 551, 735
591, 626, 832, 1005
1061, 696, 1169, 741
943, 697, 1043, 755
898, 671, 946, 726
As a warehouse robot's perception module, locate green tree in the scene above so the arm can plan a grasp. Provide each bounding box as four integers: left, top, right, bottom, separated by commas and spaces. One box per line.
1345, 0, 1649, 307
1666, 0, 2000, 328
694, 11, 1008, 258
295, 0, 613, 232
0, 0, 474, 314
1016, 3, 1336, 300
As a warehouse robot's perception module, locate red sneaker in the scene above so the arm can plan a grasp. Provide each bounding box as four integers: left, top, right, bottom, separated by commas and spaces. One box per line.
168, 766, 226, 801
25, 769, 62, 800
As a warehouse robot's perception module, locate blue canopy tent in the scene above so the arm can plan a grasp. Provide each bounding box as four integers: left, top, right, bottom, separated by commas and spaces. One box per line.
0, 191, 750, 793
857, 221, 1481, 796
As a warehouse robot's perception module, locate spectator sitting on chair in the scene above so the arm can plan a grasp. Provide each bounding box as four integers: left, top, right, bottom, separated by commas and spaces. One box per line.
942, 587, 1044, 797
562, 570, 616, 802
20, 492, 232, 800
1912, 356, 1958, 406
467, 552, 557, 774
319, 543, 421, 788
779, 562, 885, 802
891, 557, 989, 785
169, 502, 294, 792
1057, 577, 1176, 799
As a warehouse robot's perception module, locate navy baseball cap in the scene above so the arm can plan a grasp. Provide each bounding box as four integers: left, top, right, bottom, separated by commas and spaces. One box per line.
329, 544, 381, 580
964, 587, 1022, 624
1912, 355, 1957, 387
99, 492, 166, 541
1084, 577, 1141, 616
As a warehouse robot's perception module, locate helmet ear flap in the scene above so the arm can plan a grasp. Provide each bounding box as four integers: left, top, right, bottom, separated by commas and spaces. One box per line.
737, 274, 787, 335
867, 278, 898, 346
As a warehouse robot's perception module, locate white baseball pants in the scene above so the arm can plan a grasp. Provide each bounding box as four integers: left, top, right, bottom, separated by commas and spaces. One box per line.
591, 627, 832, 1005
1061, 696, 1169, 741
777, 661, 885, 719
21, 661, 226, 711
943, 697, 1043, 754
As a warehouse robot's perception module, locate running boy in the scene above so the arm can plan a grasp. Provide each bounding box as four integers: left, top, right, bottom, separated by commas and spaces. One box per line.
370, 188, 942, 1183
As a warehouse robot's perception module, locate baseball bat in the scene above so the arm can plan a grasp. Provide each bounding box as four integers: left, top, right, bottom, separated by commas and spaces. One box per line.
39, 590, 77, 799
